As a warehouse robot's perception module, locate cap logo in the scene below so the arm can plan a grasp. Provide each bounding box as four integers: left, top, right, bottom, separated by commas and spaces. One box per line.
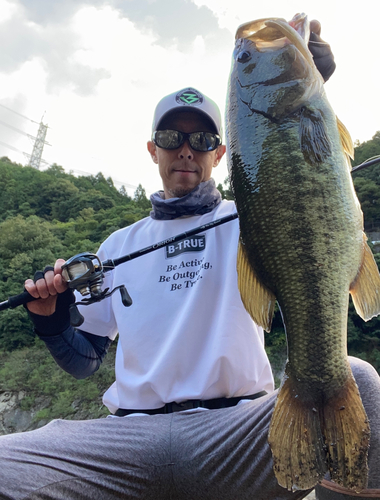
176, 89, 203, 106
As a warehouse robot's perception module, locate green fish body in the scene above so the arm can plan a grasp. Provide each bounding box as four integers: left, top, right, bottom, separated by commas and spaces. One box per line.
226, 13, 380, 492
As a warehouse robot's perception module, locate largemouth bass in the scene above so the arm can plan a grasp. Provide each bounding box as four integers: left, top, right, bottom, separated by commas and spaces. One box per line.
226, 13, 380, 492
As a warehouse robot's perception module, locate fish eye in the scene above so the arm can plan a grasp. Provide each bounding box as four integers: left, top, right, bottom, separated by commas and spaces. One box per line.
237, 51, 251, 63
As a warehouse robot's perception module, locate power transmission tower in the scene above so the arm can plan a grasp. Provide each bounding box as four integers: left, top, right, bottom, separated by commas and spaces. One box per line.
28, 117, 49, 169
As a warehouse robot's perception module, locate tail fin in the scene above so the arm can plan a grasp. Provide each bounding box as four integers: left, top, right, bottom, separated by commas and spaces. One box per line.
268, 372, 370, 492
268, 375, 328, 491
323, 375, 370, 491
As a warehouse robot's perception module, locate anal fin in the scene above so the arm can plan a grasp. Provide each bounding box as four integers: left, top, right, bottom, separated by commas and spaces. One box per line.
237, 241, 275, 332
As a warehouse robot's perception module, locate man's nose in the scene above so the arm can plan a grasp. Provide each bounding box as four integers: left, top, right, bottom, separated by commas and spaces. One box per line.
178, 140, 194, 160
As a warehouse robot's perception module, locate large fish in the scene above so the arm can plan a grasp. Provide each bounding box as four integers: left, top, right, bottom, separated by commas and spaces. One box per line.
226, 13, 380, 492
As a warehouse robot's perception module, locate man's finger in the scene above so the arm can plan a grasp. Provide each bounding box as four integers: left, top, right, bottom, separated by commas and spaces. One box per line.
44, 267, 58, 296
24, 279, 40, 299
54, 258, 66, 276
54, 273, 68, 294
310, 19, 321, 36
33, 271, 45, 283
35, 277, 50, 299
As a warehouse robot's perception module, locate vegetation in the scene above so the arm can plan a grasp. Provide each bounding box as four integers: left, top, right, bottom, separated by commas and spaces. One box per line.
0, 131, 379, 423
351, 131, 380, 231
0, 160, 151, 352
0, 340, 116, 423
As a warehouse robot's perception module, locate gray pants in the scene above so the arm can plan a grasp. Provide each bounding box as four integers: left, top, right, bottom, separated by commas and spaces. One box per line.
0, 357, 379, 500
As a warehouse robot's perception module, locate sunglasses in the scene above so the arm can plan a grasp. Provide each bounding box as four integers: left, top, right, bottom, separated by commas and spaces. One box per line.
153, 129, 222, 152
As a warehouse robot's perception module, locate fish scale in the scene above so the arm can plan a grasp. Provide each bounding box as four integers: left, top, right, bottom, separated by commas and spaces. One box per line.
226, 13, 380, 492
233, 111, 361, 381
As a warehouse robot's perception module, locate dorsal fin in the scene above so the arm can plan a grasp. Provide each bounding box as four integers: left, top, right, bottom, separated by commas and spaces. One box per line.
337, 116, 354, 169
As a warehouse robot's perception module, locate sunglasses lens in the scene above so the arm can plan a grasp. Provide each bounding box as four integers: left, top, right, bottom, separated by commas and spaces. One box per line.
154, 130, 183, 149
189, 132, 220, 152
153, 130, 221, 151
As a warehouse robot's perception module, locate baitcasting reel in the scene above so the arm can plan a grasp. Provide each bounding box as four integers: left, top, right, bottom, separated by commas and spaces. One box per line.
61, 252, 132, 327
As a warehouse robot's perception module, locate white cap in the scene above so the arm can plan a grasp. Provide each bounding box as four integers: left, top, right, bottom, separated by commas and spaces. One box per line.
152, 87, 222, 137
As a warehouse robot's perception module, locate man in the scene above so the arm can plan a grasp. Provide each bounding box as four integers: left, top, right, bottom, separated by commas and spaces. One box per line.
0, 24, 379, 500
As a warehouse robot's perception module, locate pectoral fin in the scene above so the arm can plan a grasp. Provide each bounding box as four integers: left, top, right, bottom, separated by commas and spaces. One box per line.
350, 234, 380, 321
237, 241, 275, 332
300, 106, 332, 165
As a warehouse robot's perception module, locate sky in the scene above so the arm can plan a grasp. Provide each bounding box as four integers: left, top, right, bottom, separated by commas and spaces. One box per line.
0, 0, 379, 197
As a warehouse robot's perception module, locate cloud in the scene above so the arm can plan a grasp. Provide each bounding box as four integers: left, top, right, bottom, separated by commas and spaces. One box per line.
0, 1, 110, 95
0, 15, 43, 73
17, 0, 231, 50
15, 0, 99, 25
0, 0, 231, 98
0, 93, 36, 161
112, 0, 232, 51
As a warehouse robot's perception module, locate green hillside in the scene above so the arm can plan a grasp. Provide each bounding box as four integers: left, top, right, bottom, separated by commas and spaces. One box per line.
0, 130, 380, 427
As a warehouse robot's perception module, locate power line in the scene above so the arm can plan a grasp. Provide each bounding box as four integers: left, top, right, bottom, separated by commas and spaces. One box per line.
0, 140, 27, 156
0, 117, 51, 145
0, 148, 139, 192
0, 104, 140, 191
0, 139, 49, 167
0, 103, 39, 124
0, 118, 34, 139
0, 109, 51, 169
68, 168, 139, 192
0, 137, 139, 191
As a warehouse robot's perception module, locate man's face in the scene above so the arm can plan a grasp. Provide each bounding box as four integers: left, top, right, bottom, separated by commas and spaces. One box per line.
147, 111, 226, 199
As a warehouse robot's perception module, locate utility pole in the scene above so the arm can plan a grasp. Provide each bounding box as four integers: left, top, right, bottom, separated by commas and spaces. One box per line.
28, 117, 49, 169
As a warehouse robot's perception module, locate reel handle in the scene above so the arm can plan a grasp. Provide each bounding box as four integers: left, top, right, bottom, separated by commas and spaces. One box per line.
120, 286, 132, 307
69, 304, 85, 327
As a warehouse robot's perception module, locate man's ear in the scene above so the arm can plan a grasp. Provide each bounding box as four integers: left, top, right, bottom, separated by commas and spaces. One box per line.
213, 145, 226, 167
147, 141, 158, 164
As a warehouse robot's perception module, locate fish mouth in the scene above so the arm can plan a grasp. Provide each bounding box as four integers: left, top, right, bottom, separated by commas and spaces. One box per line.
235, 13, 314, 68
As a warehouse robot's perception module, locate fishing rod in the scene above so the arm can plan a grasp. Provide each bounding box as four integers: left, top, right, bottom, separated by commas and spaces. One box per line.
0, 212, 239, 325
351, 156, 380, 173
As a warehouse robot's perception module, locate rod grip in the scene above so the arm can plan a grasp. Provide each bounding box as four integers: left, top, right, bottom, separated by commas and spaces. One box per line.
0, 290, 36, 311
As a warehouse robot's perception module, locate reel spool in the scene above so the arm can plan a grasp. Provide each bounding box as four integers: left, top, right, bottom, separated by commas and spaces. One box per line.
61, 252, 132, 327
61, 253, 104, 297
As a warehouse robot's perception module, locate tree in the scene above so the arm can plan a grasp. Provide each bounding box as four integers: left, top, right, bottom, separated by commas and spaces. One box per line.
353, 177, 380, 230
133, 184, 151, 209
0, 215, 66, 350
351, 132, 380, 231
217, 176, 234, 201
352, 131, 380, 171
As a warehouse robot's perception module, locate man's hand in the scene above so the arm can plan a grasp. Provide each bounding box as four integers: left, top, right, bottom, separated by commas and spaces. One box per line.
25, 259, 68, 316
308, 20, 336, 82
309, 19, 322, 36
